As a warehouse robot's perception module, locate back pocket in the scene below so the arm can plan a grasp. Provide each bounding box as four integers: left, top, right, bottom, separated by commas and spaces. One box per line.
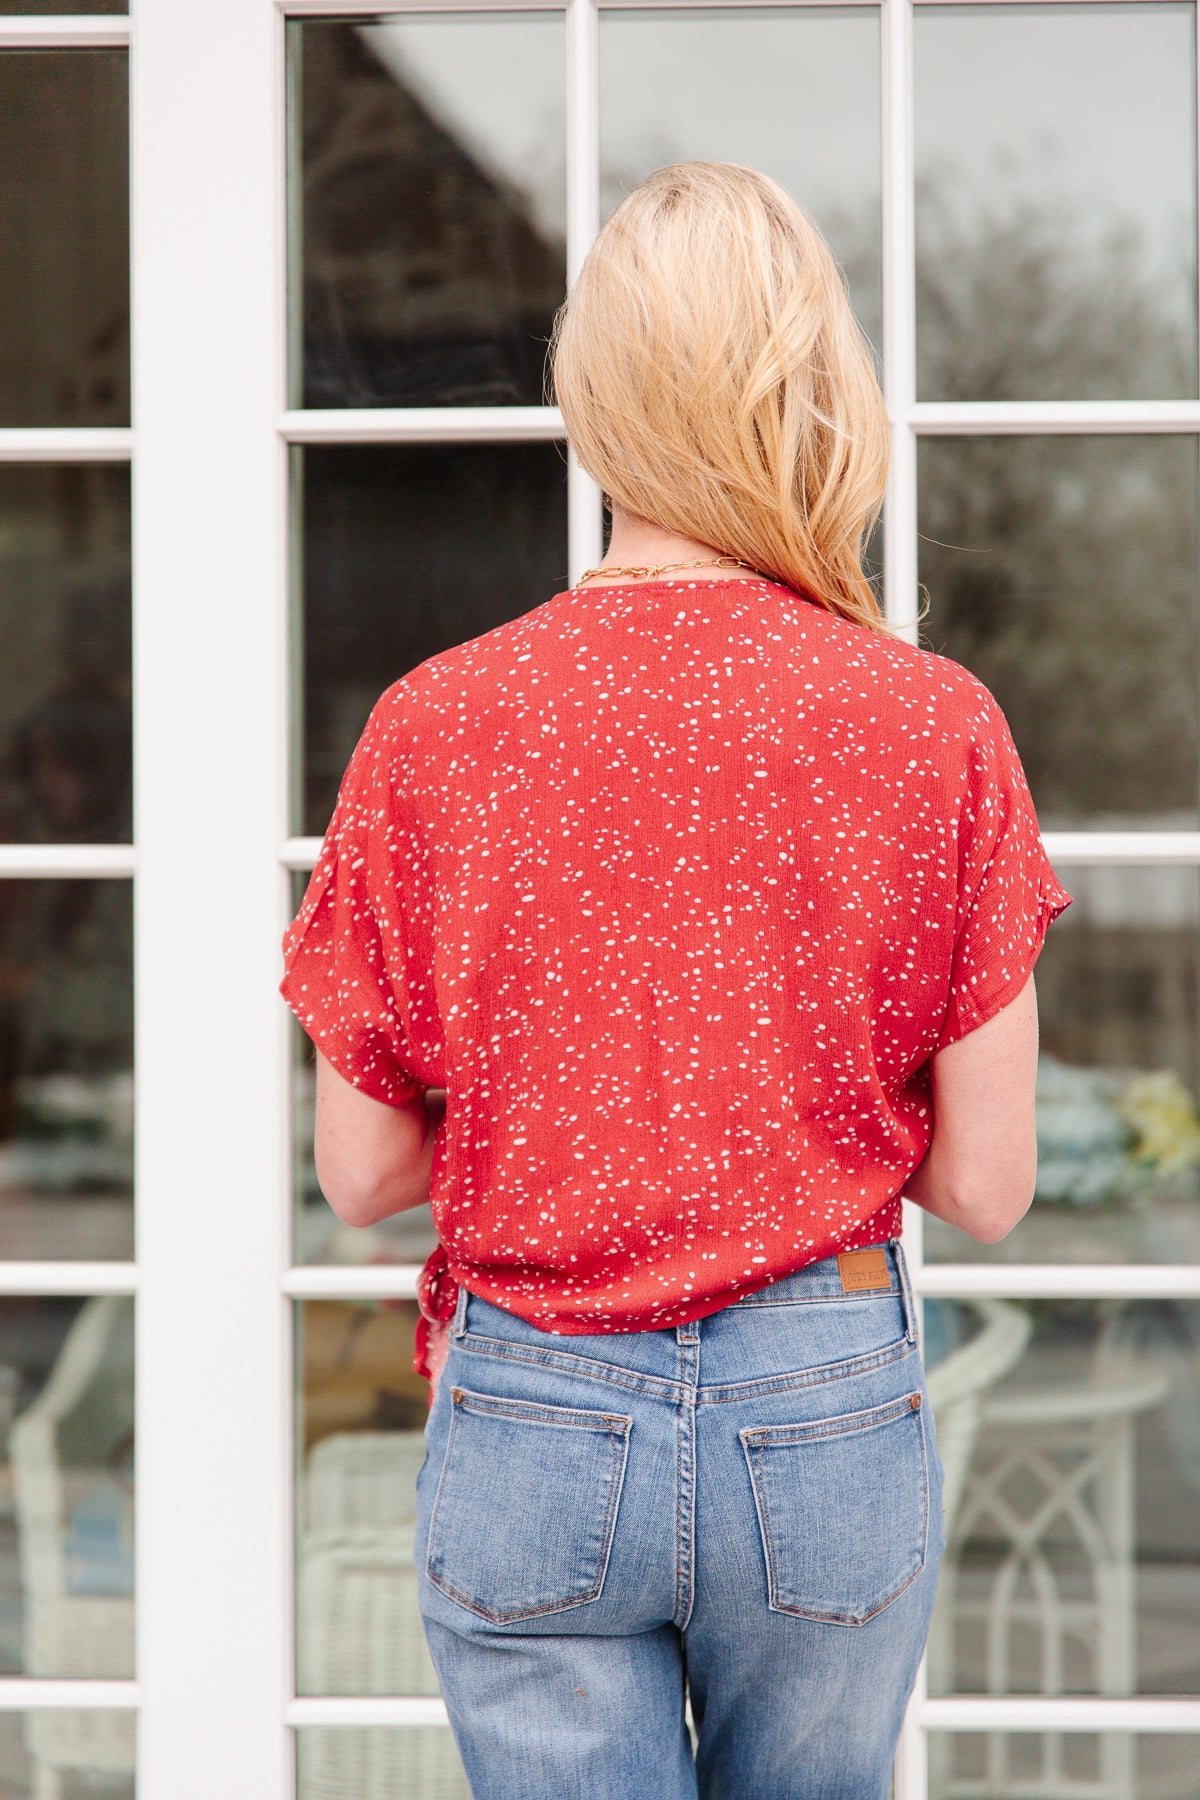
740, 1390, 928, 1626
425, 1386, 632, 1623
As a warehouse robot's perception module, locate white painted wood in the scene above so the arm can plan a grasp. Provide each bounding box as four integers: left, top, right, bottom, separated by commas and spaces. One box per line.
0, 1265, 137, 1297
281, 406, 565, 444
0, 1680, 139, 1710
288, 1698, 450, 1728
276, 0, 872, 12
918, 1263, 1200, 1299
0, 429, 132, 462
919, 1698, 1200, 1733
279, 0, 563, 13
284, 1267, 422, 1300
1041, 832, 1200, 864
0, 18, 130, 48
881, 6, 928, 1787
882, 0, 919, 634
132, 0, 290, 1793
566, 0, 604, 583
282, 836, 322, 870
910, 399, 1200, 434
0, 846, 134, 878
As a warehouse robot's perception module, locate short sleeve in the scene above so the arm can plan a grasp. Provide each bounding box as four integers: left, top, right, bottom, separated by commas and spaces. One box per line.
280, 698, 426, 1107
936, 685, 1073, 1051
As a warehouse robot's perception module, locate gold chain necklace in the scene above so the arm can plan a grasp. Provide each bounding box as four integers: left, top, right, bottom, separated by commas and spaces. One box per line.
576, 555, 756, 584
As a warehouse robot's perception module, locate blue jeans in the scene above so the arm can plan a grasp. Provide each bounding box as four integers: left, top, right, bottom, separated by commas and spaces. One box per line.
415, 1241, 944, 1799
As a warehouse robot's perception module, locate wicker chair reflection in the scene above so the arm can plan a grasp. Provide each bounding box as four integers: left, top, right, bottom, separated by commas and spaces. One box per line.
925, 1297, 1034, 1532
927, 1304, 1170, 1800
296, 1429, 469, 1799
8, 1295, 136, 1800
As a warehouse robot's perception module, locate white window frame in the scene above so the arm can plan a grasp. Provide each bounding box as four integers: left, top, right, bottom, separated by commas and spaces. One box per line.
0, 1, 1196, 1793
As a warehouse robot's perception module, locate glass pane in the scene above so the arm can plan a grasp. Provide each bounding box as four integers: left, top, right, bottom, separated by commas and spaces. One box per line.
0, 880, 133, 1259
0, 1711, 134, 1799
295, 1300, 435, 1697
600, 7, 882, 351
929, 1733, 1200, 1800
0, 466, 131, 846
925, 1298, 1200, 1696
0, 1295, 135, 1677
292, 874, 438, 1269
927, 866, 1200, 1266
295, 442, 568, 837
915, 3, 1198, 401
928, 867, 1200, 1274
296, 1729, 468, 1799
917, 435, 1200, 830
0, 51, 129, 427
290, 17, 566, 409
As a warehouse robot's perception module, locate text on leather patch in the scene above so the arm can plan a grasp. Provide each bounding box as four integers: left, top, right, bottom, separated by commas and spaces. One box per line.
837, 1248, 891, 1292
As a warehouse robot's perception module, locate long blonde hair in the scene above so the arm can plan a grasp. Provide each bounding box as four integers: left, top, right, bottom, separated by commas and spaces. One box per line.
551, 162, 889, 631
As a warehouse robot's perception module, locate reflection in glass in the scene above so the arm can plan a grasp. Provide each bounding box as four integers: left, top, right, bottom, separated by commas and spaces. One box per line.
295, 1301, 436, 1698
290, 17, 566, 408
0, 467, 132, 846
0, 881, 133, 1259
929, 1733, 1200, 1800
0, 52, 129, 427
0, 1296, 135, 1685
918, 436, 1200, 829
0, 1711, 134, 1800
927, 866, 1200, 1266
600, 8, 882, 349
296, 1729, 469, 1799
925, 1299, 1200, 1699
915, 4, 1197, 401
292, 874, 438, 1268
295, 442, 567, 835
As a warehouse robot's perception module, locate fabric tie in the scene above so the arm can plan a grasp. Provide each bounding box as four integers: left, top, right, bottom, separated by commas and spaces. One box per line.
414, 1242, 459, 1402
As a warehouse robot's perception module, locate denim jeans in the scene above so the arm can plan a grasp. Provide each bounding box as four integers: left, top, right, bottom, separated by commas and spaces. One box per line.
415, 1240, 944, 1799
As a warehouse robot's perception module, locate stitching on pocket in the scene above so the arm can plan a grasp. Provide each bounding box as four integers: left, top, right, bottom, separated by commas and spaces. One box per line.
739, 1390, 923, 1449
449, 1385, 633, 1434
739, 1392, 929, 1626
702, 1333, 914, 1406
425, 1397, 633, 1623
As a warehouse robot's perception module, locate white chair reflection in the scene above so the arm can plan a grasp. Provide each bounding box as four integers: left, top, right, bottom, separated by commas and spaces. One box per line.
297, 1428, 469, 1799
9, 1295, 135, 1800
928, 1303, 1171, 1800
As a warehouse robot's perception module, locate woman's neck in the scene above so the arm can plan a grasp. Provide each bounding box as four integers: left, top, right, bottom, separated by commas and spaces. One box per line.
583, 506, 759, 586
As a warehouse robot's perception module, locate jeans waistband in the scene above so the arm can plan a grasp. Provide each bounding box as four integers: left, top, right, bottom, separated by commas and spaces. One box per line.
452, 1238, 917, 1347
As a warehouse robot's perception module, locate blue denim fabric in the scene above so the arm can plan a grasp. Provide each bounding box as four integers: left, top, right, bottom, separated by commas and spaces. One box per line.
415, 1241, 944, 1799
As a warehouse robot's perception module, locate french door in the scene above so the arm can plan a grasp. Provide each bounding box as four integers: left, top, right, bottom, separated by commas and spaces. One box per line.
0, 0, 1197, 1793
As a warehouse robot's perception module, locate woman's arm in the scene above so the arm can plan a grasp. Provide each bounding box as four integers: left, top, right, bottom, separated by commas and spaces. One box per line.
903, 974, 1039, 1245
314, 1050, 446, 1227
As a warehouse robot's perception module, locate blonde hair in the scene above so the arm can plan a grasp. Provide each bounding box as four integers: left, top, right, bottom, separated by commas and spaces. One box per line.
551, 162, 890, 631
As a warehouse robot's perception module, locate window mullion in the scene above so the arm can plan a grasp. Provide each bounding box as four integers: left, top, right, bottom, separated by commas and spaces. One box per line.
566, 0, 603, 581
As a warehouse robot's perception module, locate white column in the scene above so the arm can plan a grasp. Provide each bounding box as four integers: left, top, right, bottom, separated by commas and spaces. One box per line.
131, 0, 291, 1793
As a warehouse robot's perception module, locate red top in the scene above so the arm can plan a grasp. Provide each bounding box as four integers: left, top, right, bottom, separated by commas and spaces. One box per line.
281, 577, 1071, 1338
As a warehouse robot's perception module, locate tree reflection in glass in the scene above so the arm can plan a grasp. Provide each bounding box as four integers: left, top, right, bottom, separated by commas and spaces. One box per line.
290, 18, 566, 410
918, 435, 1199, 830
915, 2, 1197, 402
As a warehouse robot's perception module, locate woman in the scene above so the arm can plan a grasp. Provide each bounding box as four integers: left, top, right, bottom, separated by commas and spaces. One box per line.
281, 163, 1071, 1799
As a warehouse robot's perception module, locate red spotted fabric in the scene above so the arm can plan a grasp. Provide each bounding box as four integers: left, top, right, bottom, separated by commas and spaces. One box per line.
281, 577, 1071, 1338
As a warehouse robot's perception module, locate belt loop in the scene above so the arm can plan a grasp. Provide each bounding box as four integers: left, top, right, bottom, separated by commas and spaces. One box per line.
451, 1281, 469, 1339
893, 1240, 919, 1345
